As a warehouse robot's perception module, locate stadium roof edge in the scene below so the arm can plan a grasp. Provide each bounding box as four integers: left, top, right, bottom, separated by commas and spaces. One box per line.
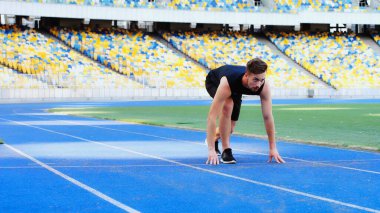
0, 1, 379, 25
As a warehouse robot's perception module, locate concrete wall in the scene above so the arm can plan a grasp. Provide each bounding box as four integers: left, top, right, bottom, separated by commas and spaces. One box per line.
1, 88, 380, 103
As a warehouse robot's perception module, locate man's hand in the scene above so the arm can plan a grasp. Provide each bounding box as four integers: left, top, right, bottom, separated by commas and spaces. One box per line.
206, 150, 219, 165
268, 148, 285, 163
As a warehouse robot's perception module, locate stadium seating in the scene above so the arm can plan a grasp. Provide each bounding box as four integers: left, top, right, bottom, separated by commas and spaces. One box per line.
161, 30, 325, 89
17, 0, 263, 12
371, 32, 380, 46
50, 27, 207, 88
0, 25, 142, 89
15, 0, 155, 8
272, 0, 300, 13
266, 31, 380, 89
18, 0, 380, 12
272, 0, 354, 12
163, 0, 262, 12
0, 65, 48, 88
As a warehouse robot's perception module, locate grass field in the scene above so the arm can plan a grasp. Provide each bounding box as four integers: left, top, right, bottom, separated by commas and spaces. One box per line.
49, 103, 380, 151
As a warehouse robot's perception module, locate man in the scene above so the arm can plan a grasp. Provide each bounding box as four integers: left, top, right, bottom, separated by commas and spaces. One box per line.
205, 58, 285, 165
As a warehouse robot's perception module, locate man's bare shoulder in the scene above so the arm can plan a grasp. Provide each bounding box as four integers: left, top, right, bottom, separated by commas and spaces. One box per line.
216, 77, 232, 98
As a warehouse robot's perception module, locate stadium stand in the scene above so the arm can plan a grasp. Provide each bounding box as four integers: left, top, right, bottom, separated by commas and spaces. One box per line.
0, 64, 48, 88
0, 25, 142, 89
266, 31, 380, 89
161, 30, 325, 89
162, 0, 262, 12
49, 27, 207, 88
272, 0, 300, 13
371, 32, 380, 45
15, 0, 380, 13
270, 0, 380, 12
16, 0, 263, 12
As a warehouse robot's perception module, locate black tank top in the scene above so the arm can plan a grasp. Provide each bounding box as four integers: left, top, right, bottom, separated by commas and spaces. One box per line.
208, 65, 265, 96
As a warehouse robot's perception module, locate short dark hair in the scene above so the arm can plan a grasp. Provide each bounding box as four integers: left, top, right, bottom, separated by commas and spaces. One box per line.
246, 58, 267, 74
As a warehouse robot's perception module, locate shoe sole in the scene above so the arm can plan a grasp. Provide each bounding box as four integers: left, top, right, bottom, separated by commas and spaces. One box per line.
221, 159, 236, 164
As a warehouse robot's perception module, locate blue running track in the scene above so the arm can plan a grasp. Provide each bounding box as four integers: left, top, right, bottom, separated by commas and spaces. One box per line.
1, 100, 380, 212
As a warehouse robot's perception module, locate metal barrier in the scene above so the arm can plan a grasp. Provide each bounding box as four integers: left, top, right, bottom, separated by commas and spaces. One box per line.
1, 87, 380, 103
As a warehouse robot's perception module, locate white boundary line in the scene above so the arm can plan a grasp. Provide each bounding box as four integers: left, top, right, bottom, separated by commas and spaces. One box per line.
6, 113, 380, 175
45, 110, 380, 156
47, 118, 380, 176
2, 144, 139, 213
7, 113, 380, 175
1, 160, 360, 170
1, 158, 380, 170
1, 117, 379, 213
241, 150, 380, 175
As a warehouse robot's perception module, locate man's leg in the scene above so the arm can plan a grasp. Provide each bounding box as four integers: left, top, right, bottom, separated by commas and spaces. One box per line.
219, 98, 234, 151
230, 120, 236, 134
214, 117, 236, 145
219, 98, 237, 164
214, 127, 220, 142
219, 96, 241, 164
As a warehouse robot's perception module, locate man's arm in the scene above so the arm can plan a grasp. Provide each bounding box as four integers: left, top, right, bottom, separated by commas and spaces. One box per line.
206, 77, 231, 165
260, 83, 285, 163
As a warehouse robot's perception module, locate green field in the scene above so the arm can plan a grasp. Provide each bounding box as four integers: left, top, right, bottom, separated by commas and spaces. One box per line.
49, 103, 380, 151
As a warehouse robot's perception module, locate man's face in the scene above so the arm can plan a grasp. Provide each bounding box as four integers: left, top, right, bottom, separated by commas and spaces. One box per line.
246, 72, 266, 92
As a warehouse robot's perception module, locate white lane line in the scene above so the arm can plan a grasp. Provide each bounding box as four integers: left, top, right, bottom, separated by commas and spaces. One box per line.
48, 119, 380, 176
0, 160, 341, 169
1, 117, 379, 213
241, 150, 380, 175
0, 164, 185, 169
0, 166, 42, 169
316, 159, 380, 163
6, 114, 380, 175
2, 144, 139, 213
2, 159, 378, 170
57, 114, 380, 155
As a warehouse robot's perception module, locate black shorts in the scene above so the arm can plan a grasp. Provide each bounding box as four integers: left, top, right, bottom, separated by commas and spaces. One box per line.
205, 74, 242, 121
